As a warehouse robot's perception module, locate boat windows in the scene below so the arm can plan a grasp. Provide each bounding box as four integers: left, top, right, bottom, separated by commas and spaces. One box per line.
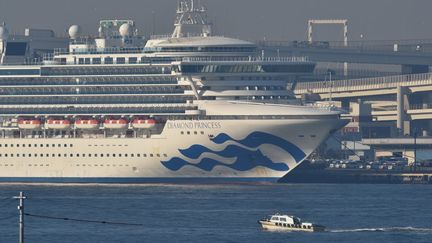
150, 154, 154, 157
104, 57, 113, 64
116, 58, 126, 64
92, 58, 101, 64
129, 57, 137, 64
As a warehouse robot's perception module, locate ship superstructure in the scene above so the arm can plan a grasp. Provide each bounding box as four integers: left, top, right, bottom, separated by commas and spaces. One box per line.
0, 0, 347, 182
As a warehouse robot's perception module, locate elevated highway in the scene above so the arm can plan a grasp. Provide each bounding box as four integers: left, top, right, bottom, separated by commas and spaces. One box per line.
294, 72, 432, 135
260, 40, 432, 73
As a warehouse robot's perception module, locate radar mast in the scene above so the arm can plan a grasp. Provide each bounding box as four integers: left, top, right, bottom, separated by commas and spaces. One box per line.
172, 0, 212, 38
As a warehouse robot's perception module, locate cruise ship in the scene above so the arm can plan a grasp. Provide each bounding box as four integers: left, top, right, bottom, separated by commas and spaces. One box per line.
0, 0, 348, 183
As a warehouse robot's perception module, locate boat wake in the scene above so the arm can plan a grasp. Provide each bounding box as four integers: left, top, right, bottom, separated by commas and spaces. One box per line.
329, 227, 432, 233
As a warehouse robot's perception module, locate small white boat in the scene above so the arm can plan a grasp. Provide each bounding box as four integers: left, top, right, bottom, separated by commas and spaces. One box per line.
258, 214, 325, 232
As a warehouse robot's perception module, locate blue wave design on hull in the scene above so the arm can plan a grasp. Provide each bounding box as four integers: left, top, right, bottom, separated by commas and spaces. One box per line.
161, 131, 306, 172
210, 132, 306, 163
162, 145, 289, 172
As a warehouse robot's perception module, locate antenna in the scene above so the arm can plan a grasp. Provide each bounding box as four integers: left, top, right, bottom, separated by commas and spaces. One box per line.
172, 0, 212, 38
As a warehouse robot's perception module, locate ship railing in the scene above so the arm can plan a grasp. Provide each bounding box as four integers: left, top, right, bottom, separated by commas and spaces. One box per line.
181, 56, 310, 63
53, 47, 163, 56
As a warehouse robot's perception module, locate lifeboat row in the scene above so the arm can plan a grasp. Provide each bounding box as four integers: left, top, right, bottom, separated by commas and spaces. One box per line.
17, 119, 158, 130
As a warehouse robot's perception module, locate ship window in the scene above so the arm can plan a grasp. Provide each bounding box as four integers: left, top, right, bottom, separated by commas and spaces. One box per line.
163, 154, 167, 157
150, 154, 154, 157
69, 154, 73, 157
28, 154, 31, 157
16, 154, 20, 157
34, 154, 37, 157
119, 154, 122, 157
156, 154, 160, 157
116, 57, 125, 64
52, 154, 55, 157
46, 154, 49, 157
0, 144, 2, 147
187, 131, 190, 135
58, 154, 61, 157
280, 218, 286, 222
100, 154, 104, 157
22, 154, 25, 157
104, 57, 113, 64
92, 58, 101, 64
125, 154, 128, 157
113, 154, 116, 157
137, 154, 141, 157
181, 131, 184, 135
131, 154, 134, 157
0, 154, 2, 157
64, 144, 67, 147
40, 144, 43, 147
82, 154, 86, 157
88, 154, 92, 157
94, 154, 98, 157
143, 154, 147, 157
129, 57, 137, 64
201, 131, 204, 135
106, 154, 110, 157
4, 144, 7, 147
17, 144, 20, 148
194, 131, 198, 135
70, 144, 73, 147
78, 58, 84, 65
76, 154, 80, 157
45, 144, 49, 147
52, 144, 55, 147
311, 135, 316, 138
58, 144, 61, 147
11, 144, 14, 147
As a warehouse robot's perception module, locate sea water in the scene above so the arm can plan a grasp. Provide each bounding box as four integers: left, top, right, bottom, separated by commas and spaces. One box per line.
0, 183, 431, 243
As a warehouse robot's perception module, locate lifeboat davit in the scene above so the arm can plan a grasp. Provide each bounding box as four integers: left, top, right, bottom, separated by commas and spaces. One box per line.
75, 119, 99, 129
104, 119, 128, 129
18, 119, 42, 129
46, 119, 71, 130
132, 119, 157, 129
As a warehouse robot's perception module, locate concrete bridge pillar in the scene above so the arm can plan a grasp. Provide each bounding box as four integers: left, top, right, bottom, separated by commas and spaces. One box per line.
397, 86, 410, 135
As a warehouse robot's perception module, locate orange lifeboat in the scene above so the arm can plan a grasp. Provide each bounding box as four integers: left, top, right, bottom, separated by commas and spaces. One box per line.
18, 119, 42, 129
75, 119, 99, 129
104, 119, 128, 129
46, 119, 71, 130
132, 119, 157, 129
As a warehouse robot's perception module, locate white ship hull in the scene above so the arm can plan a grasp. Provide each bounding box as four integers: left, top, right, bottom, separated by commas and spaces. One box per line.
0, 118, 345, 183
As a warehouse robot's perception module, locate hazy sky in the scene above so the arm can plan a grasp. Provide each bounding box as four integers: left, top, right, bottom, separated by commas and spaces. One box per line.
1, 0, 432, 41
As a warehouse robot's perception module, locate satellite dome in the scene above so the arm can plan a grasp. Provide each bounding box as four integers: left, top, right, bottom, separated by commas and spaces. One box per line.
68, 25, 81, 39
119, 23, 132, 37
0, 26, 9, 40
